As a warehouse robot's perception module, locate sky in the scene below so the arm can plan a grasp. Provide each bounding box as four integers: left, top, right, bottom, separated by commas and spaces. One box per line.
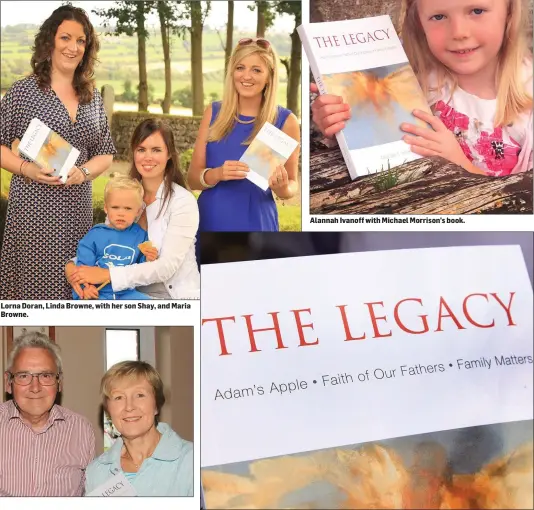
0, 1, 296, 33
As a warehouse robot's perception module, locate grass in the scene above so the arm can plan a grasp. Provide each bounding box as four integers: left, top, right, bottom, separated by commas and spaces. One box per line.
2, 169, 300, 231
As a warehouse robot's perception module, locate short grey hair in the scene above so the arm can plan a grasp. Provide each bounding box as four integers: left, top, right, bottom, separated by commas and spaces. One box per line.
7, 332, 63, 374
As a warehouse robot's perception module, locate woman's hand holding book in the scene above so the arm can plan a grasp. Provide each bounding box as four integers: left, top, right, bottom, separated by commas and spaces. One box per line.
21, 161, 62, 185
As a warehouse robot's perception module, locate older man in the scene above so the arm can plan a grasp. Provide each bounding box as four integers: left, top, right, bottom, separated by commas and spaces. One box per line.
0, 332, 95, 496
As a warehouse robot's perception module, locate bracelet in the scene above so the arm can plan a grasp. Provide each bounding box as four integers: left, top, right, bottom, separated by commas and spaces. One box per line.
200, 168, 216, 189
20, 160, 32, 184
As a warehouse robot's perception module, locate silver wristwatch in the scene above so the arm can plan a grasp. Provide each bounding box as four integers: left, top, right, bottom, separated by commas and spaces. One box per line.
80, 166, 91, 180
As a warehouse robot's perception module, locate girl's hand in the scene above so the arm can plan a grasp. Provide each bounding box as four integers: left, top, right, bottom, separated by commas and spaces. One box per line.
23, 162, 62, 185
82, 284, 99, 300
70, 266, 110, 285
310, 82, 350, 138
268, 164, 289, 195
401, 110, 472, 169
144, 246, 159, 262
64, 166, 86, 186
216, 161, 250, 181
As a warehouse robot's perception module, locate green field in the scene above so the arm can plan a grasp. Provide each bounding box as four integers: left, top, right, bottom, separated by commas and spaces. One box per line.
1, 169, 300, 231
1, 25, 298, 114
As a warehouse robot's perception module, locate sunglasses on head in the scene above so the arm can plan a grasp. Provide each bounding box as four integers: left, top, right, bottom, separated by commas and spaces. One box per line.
238, 38, 271, 50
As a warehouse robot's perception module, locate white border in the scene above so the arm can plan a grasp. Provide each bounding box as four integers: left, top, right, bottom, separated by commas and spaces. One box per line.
300, 0, 534, 232
2, 303, 200, 510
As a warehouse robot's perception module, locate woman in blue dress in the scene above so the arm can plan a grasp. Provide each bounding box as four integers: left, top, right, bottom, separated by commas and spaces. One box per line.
188, 38, 300, 232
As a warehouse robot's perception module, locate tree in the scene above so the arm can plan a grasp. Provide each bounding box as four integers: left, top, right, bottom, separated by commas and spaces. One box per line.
155, 1, 188, 114
248, 1, 276, 37
225, 1, 234, 75
189, 1, 211, 116
276, 1, 301, 116
93, 1, 152, 111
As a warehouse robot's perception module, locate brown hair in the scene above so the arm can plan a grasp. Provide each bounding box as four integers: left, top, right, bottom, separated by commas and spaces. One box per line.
31, 5, 99, 104
402, 0, 532, 127
101, 361, 166, 424
129, 118, 188, 218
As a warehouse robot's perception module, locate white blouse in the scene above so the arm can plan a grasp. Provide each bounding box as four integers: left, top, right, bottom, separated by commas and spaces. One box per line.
109, 182, 200, 299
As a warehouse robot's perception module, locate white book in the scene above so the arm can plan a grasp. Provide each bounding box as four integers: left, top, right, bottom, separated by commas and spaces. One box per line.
298, 16, 432, 179
19, 118, 80, 183
240, 122, 299, 191
201, 245, 533, 509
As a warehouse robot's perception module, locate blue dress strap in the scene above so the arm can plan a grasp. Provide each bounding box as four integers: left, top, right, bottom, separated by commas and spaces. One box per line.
210, 101, 222, 125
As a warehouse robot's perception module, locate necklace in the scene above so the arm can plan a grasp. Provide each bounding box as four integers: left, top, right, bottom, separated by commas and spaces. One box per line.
122, 441, 158, 469
234, 114, 256, 125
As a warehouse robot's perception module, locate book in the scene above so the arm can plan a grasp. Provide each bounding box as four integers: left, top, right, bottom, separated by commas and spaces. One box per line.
298, 16, 432, 180
200, 245, 533, 509
240, 122, 299, 191
19, 118, 80, 183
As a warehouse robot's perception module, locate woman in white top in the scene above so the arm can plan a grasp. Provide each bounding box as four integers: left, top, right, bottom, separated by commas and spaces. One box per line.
67, 119, 200, 299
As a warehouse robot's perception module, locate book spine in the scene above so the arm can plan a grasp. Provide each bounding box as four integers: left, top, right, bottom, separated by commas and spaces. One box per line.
298, 25, 360, 181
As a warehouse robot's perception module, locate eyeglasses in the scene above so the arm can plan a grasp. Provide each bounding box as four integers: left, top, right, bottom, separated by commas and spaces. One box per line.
238, 38, 271, 50
8, 372, 60, 386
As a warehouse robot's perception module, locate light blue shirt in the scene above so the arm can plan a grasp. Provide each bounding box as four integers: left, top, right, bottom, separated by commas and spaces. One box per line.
85, 422, 193, 496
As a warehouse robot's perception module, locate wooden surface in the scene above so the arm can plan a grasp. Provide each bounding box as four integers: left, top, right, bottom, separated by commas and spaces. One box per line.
310, 146, 533, 215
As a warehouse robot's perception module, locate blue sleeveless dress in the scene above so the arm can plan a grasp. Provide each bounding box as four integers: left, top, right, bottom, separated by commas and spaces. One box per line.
198, 102, 292, 232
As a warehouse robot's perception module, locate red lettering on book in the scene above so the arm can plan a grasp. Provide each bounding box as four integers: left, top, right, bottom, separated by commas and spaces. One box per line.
366, 301, 392, 338
394, 298, 430, 334
336, 305, 366, 341
242, 312, 287, 353
435, 297, 466, 332
291, 308, 319, 347
201, 317, 236, 356
490, 292, 517, 326
462, 293, 495, 328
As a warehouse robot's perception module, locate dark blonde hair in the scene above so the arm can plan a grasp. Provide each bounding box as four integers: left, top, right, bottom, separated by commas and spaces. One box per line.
208, 41, 279, 145
401, 0, 532, 127
101, 361, 165, 423
31, 5, 99, 104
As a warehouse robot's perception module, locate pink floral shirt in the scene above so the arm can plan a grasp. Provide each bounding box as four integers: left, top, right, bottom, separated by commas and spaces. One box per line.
428, 66, 533, 176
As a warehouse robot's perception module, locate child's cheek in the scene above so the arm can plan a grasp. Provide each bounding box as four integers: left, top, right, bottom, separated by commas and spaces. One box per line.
423, 25, 448, 56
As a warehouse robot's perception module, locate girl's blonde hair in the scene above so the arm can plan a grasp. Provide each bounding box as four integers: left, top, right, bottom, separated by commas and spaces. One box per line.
208, 42, 279, 144
104, 175, 144, 207
401, 0, 533, 127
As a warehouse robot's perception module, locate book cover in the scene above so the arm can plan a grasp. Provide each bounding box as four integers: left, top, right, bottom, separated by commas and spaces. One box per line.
240, 122, 299, 191
19, 118, 80, 183
298, 16, 432, 180
201, 245, 533, 509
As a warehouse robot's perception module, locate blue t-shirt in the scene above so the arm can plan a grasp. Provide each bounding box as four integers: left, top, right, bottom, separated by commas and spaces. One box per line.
74, 223, 148, 297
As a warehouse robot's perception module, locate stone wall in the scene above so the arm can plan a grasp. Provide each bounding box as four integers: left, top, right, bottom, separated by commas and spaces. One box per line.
111, 111, 202, 161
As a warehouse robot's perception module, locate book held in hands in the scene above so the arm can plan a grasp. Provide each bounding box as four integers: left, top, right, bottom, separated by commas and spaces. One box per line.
298, 16, 432, 180
201, 245, 533, 509
19, 118, 80, 183
240, 122, 299, 191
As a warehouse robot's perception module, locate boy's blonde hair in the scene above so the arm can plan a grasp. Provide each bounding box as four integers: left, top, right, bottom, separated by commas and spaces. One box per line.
401, 0, 533, 127
208, 41, 279, 145
104, 176, 144, 208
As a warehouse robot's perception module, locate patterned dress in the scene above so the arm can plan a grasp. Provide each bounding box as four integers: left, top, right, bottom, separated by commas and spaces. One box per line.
0, 75, 116, 299
428, 65, 533, 176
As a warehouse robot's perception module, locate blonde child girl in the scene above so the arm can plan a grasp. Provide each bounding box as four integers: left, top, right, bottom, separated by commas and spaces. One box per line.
312, 0, 533, 176
188, 38, 301, 231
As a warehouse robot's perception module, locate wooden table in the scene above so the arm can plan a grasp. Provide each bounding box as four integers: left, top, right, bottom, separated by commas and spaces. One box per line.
310, 145, 533, 215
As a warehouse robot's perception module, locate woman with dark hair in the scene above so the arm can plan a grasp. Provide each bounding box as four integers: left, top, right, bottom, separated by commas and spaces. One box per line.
0, 5, 116, 300
67, 119, 200, 299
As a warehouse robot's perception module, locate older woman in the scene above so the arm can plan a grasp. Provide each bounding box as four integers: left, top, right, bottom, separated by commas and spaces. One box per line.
0, 5, 115, 299
85, 361, 193, 496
